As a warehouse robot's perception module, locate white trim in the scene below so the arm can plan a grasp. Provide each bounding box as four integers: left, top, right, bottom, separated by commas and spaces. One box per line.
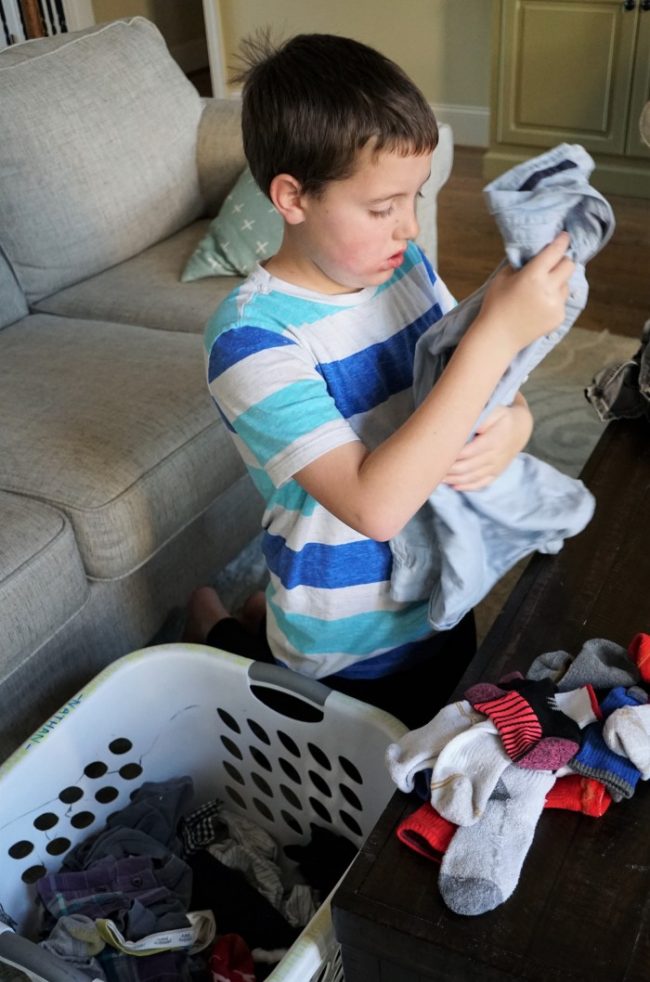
201, 0, 227, 98
170, 36, 208, 74
430, 103, 490, 148
2, 0, 24, 45
61, 0, 95, 32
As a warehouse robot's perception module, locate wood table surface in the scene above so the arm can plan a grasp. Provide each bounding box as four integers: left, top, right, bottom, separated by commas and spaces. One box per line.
332, 418, 650, 982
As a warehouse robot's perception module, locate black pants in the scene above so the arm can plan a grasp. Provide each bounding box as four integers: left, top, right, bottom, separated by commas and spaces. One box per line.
206, 612, 477, 731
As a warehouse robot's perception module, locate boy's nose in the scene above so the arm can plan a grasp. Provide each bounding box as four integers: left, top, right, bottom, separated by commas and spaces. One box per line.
397, 207, 419, 242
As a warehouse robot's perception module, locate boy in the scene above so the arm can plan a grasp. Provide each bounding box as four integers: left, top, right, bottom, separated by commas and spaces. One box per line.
186, 33, 574, 728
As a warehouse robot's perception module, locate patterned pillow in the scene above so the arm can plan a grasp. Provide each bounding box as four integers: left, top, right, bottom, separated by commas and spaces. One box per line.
182, 166, 283, 280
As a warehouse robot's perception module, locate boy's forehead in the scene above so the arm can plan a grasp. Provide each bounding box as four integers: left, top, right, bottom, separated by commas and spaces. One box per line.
349, 142, 432, 189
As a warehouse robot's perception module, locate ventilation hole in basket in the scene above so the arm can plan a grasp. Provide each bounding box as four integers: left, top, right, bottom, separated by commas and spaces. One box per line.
70, 811, 95, 829
217, 708, 241, 733
279, 784, 302, 810
309, 797, 332, 823
84, 761, 108, 779
312, 964, 330, 982
21, 865, 46, 884
251, 772, 273, 797
223, 761, 245, 785
281, 810, 303, 835
250, 746, 272, 772
251, 685, 323, 723
108, 738, 132, 755
339, 784, 363, 811
339, 810, 363, 837
45, 837, 71, 856
279, 758, 301, 783
252, 797, 274, 822
309, 771, 332, 798
119, 763, 142, 781
277, 730, 301, 758
95, 787, 119, 804
338, 756, 363, 785
8, 840, 33, 860
225, 786, 246, 809
247, 718, 271, 744
33, 812, 58, 831
220, 735, 243, 760
59, 786, 83, 805
307, 743, 332, 770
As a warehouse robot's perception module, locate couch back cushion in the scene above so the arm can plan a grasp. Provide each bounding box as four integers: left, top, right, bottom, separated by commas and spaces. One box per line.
0, 17, 204, 304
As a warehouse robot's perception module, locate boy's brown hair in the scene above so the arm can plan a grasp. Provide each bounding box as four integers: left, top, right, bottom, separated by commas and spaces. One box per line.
233, 32, 438, 198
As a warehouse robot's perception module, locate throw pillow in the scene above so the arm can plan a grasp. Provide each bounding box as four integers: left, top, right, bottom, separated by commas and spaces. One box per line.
182, 166, 283, 280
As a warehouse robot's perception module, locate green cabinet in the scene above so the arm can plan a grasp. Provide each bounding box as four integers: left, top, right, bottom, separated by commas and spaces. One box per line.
485, 0, 650, 197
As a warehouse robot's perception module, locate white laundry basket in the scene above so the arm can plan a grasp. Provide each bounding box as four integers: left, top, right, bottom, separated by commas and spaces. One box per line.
0, 643, 406, 982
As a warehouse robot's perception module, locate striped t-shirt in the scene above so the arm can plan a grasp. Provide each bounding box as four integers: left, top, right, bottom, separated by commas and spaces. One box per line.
204, 240, 455, 680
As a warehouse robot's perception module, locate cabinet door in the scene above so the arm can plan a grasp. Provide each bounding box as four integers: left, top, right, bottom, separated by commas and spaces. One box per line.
626, 9, 650, 158
496, 0, 639, 155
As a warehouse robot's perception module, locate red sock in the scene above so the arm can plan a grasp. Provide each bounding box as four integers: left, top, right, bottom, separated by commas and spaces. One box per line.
545, 774, 612, 817
396, 802, 456, 863
628, 632, 650, 683
397, 775, 612, 863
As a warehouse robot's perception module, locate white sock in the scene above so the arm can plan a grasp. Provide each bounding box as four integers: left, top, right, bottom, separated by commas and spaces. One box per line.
438, 766, 556, 915
429, 719, 511, 826
385, 699, 482, 793
603, 704, 650, 779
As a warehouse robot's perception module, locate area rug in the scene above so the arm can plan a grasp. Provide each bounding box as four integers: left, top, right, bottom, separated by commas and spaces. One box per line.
157, 326, 638, 644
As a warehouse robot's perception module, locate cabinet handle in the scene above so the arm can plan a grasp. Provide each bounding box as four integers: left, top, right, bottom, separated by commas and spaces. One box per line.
641, 0, 650, 10
622, 0, 636, 9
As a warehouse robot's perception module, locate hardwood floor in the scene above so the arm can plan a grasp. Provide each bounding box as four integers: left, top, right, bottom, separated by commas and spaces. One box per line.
437, 147, 650, 339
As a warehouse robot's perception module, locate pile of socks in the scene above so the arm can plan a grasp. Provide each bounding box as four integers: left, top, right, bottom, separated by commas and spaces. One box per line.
386, 632, 650, 916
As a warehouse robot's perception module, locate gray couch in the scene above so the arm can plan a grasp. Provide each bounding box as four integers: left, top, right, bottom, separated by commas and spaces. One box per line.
0, 17, 453, 761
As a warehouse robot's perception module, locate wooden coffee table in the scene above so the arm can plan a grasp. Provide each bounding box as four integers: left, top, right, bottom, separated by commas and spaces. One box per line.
332, 418, 650, 982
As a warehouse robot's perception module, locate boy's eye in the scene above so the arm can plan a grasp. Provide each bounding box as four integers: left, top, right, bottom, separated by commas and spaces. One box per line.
370, 205, 394, 218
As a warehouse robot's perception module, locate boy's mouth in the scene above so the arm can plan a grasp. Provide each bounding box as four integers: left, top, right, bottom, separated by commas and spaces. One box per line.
386, 250, 405, 269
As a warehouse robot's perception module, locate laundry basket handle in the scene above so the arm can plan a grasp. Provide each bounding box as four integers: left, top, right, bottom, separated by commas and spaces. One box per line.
0, 929, 100, 981
248, 661, 332, 720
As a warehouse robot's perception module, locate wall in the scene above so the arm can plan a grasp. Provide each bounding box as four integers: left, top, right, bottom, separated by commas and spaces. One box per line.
215, 0, 492, 146
91, 0, 208, 72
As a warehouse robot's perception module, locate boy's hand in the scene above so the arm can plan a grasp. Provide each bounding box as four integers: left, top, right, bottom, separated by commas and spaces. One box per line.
477, 232, 575, 351
442, 394, 533, 491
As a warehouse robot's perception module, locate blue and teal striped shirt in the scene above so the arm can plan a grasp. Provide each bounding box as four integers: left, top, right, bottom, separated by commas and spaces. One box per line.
204, 241, 455, 680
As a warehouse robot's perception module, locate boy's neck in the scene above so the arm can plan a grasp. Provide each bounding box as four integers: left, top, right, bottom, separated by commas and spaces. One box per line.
263, 241, 363, 296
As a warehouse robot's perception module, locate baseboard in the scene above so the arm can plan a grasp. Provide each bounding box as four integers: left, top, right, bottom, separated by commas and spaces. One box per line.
430, 103, 490, 148
170, 37, 209, 75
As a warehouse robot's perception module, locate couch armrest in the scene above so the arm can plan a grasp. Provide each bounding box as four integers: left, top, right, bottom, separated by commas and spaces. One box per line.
415, 121, 453, 269
197, 98, 246, 216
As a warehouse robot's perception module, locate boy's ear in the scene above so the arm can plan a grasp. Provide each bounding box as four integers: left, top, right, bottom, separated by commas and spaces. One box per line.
268, 174, 307, 225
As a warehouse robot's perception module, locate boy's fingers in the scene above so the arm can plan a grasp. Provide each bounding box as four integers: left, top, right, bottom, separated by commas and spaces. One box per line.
550, 254, 576, 284
531, 231, 571, 270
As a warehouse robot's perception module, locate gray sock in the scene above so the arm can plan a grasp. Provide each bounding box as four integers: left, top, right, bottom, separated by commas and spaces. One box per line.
559, 638, 640, 690
438, 766, 555, 916
527, 638, 640, 690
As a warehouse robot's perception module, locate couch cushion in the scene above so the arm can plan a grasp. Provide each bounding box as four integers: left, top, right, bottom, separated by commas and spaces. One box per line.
182, 166, 283, 280
0, 491, 88, 675
0, 314, 248, 578
0, 249, 27, 329
33, 223, 242, 334
0, 17, 204, 305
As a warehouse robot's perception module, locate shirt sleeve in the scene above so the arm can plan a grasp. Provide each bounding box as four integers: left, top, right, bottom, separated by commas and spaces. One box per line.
207, 323, 361, 489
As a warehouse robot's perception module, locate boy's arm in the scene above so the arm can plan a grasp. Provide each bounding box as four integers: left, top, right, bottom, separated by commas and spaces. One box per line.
442, 392, 533, 492
294, 234, 573, 541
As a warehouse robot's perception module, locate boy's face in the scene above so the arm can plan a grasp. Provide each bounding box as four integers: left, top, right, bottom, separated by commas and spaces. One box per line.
293, 144, 433, 294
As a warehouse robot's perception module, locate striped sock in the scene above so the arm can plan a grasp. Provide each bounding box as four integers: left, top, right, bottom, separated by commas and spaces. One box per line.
468, 678, 581, 769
